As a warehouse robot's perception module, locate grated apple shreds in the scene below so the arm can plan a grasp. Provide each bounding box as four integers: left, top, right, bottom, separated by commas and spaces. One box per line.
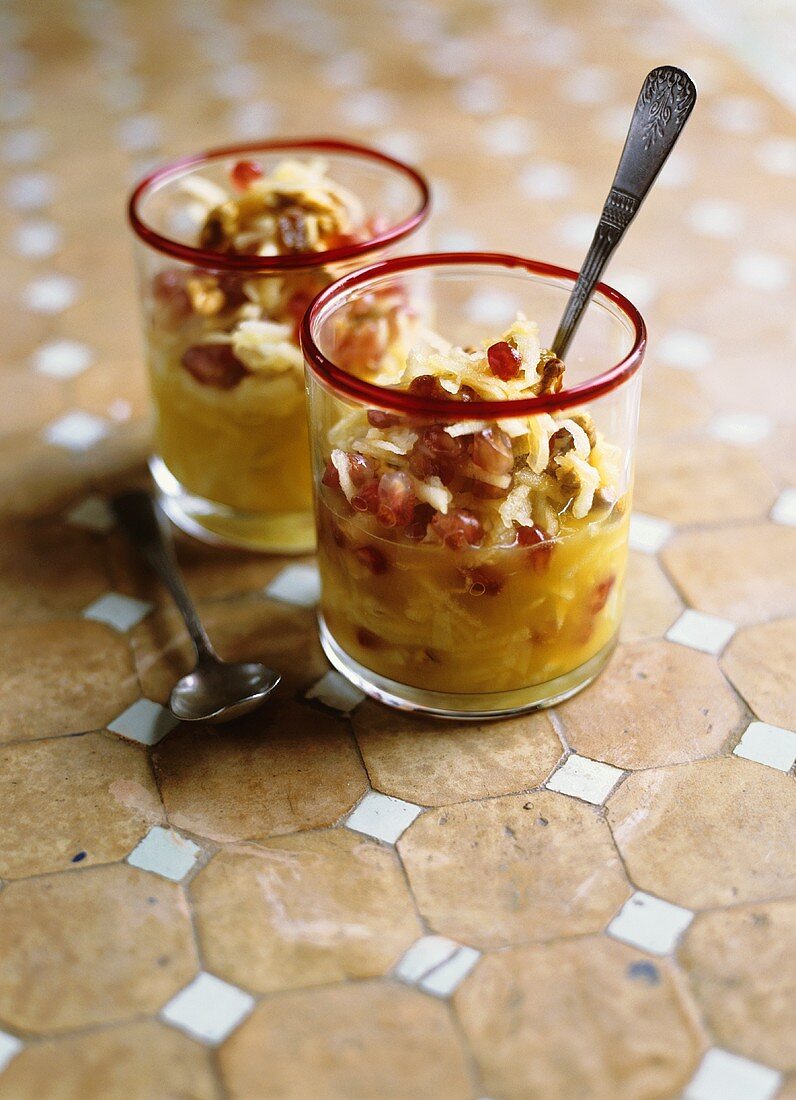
329, 313, 623, 544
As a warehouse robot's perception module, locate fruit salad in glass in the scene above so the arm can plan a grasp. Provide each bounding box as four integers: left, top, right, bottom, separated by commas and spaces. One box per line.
129, 140, 429, 551
302, 254, 646, 717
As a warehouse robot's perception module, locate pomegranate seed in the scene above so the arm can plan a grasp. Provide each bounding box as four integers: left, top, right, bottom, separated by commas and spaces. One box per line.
516, 525, 547, 547
407, 374, 450, 401
487, 340, 521, 381
472, 481, 504, 499
431, 509, 483, 550
357, 627, 383, 648
322, 460, 340, 489
461, 565, 504, 596
367, 409, 400, 428
404, 502, 434, 541
457, 384, 478, 402
517, 525, 555, 573
378, 471, 415, 526
181, 344, 248, 390
354, 546, 390, 574
152, 269, 191, 323
230, 159, 263, 190
331, 521, 347, 548
409, 426, 465, 485
351, 479, 380, 513
347, 453, 377, 486
589, 574, 616, 613
472, 427, 514, 476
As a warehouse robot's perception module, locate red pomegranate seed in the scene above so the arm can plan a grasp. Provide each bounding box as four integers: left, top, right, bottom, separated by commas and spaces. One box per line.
357, 627, 383, 648
367, 409, 400, 428
589, 574, 616, 613
472, 427, 514, 476
181, 344, 248, 389
457, 384, 478, 402
331, 521, 347, 548
516, 525, 547, 547
322, 460, 340, 489
487, 340, 521, 381
152, 269, 191, 323
378, 471, 415, 526
407, 374, 450, 400
472, 480, 504, 499
431, 509, 483, 550
409, 426, 465, 485
351, 479, 380, 513
230, 159, 264, 190
404, 502, 434, 541
347, 453, 377, 486
461, 565, 504, 596
517, 525, 555, 573
354, 546, 390, 574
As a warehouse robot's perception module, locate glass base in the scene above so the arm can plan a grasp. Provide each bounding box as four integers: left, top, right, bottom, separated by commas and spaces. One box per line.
319, 615, 617, 719
150, 456, 316, 553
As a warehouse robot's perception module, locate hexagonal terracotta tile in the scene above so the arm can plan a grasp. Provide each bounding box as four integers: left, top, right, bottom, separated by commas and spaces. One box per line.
352, 702, 562, 807
721, 618, 796, 728
0, 1021, 217, 1100
621, 552, 684, 644
0, 732, 163, 878
634, 437, 777, 525
608, 757, 796, 908
0, 519, 110, 624
556, 641, 745, 769
0, 864, 197, 1032
153, 701, 367, 842
679, 899, 796, 1071
398, 792, 629, 949
219, 981, 472, 1099
191, 831, 421, 994
0, 620, 138, 742
456, 935, 704, 1100
662, 525, 796, 625
132, 598, 326, 702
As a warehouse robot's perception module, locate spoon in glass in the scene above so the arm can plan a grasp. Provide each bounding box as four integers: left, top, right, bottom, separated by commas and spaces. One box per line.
553, 65, 697, 358
112, 490, 281, 723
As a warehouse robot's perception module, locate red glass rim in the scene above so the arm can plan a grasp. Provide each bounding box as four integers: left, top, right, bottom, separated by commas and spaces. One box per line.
127, 137, 431, 272
301, 251, 647, 417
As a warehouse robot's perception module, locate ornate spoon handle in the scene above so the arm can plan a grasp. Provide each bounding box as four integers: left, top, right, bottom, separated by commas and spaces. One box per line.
552, 66, 697, 359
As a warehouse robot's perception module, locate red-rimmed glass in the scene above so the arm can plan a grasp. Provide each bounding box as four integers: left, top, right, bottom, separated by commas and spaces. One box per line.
301, 253, 646, 718
128, 138, 430, 552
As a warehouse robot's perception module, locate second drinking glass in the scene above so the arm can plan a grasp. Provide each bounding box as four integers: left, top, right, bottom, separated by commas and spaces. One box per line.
128, 139, 430, 551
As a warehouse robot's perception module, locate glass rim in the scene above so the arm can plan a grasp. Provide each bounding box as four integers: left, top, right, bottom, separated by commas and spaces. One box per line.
127, 136, 431, 272
301, 251, 647, 417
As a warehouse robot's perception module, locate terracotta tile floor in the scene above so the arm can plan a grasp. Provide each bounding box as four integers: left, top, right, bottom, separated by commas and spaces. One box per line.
0, 0, 794, 1096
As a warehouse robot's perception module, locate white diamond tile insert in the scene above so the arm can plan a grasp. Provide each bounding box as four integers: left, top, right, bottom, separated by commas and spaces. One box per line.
44, 411, 108, 451
321, 50, 368, 88
265, 563, 320, 608
5, 170, 54, 209
82, 592, 153, 631
656, 329, 713, 371
228, 98, 280, 140
108, 699, 180, 747
559, 64, 614, 105
518, 161, 574, 201
419, 946, 480, 997
684, 1049, 782, 1100
708, 412, 771, 446
66, 495, 115, 533
305, 671, 366, 715
161, 972, 254, 1045
686, 198, 744, 239
346, 791, 422, 845
11, 219, 61, 258
711, 94, 766, 136
455, 74, 504, 116
771, 488, 796, 527
666, 610, 737, 656
376, 129, 424, 163
434, 229, 483, 252
0, 1031, 22, 1073
211, 62, 259, 100
657, 150, 693, 189
32, 339, 94, 379
480, 115, 535, 156
465, 288, 520, 326
128, 826, 201, 881
607, 891, 694, 955
2, 127, 46, 163
756, 135, 796, 176
732, 251, 791, 292
734, 722, 796, 773
557, 212, 596, 249
338, 89, 395, 128
629, 512, 674, 554
23, 273, 79, 313
395, 935, 481, 997
546, 755, 624, 805
118, 113, 162, 152
610, 268, 656, 308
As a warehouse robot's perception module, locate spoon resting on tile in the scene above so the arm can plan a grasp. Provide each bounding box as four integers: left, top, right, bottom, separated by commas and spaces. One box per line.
112, 490, 281, 723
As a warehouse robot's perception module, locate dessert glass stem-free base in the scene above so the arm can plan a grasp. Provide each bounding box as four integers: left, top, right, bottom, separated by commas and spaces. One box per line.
150, 455, 316, 553
319, 614, 618, 719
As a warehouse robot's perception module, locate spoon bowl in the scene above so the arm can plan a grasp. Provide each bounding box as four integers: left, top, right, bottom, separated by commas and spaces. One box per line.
170, 659, 281, 723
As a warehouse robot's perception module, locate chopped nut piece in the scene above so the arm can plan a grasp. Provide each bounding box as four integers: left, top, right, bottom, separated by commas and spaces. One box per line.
186, 274, 226, 316
535, 355, 565, 395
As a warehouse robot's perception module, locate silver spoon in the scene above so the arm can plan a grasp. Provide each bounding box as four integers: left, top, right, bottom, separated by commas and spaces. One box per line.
112, 490, 281, 723
553, 65, 697, 358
